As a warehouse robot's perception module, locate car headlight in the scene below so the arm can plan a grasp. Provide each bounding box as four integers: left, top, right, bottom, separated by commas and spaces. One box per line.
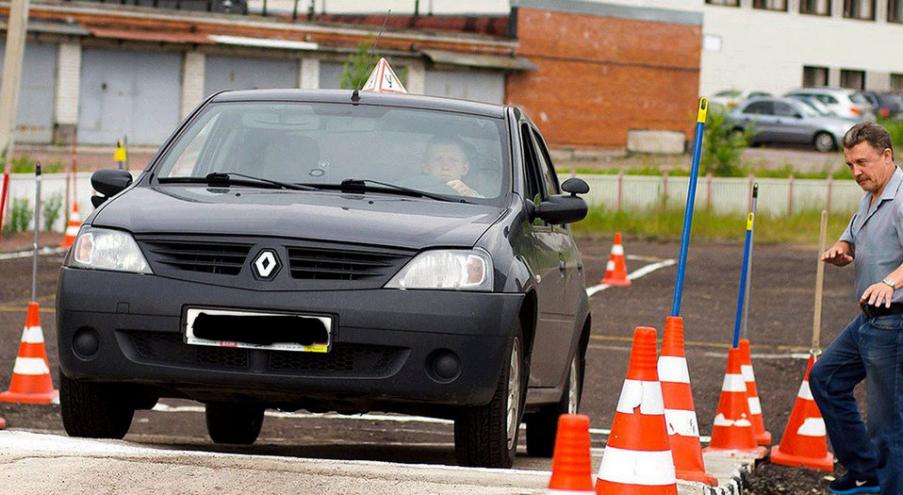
67, 227, 152, 274
385, 249, 493, 291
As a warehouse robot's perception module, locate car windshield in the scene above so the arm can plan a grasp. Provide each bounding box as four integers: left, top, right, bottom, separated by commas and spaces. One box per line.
850, 92, 870, 105
716, 90, 741, 97
793, 100, 823, 117
155, 101, 509, 203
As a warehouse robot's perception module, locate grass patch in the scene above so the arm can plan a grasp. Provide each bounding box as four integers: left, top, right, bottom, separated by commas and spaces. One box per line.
573, 206, 850, 244
560, 163, 853, 180
10, 156, 65, 174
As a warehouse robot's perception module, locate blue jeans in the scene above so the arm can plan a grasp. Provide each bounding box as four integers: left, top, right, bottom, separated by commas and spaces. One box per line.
810, 313, 903, 494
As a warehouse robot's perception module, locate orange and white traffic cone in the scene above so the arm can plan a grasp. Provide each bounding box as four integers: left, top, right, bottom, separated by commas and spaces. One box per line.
0, 416, 6, 430
738, 339, 771, 446
0, 302, 58, 404
658, 316, 718, 486
596, 327, 676, 495
770, 352, 834, 471
703, 347, 768, 459
601, 232, 630, 287
60, 201, 81, 249
547, 414, 595, 494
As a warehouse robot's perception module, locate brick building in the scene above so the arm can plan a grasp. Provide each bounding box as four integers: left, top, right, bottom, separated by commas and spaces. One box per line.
0, 0, 703, 158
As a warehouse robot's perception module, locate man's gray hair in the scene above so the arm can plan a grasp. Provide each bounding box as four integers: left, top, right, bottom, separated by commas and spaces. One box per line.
842, 122, 894, 158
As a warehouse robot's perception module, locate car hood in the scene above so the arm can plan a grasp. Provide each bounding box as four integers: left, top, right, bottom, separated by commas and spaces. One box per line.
92, 185, 506, 249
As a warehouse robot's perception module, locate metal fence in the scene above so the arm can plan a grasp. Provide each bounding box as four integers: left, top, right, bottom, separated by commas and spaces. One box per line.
575, 173, 862, 216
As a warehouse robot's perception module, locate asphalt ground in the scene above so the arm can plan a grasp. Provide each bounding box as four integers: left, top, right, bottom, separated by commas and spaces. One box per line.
0, 238, 859, 492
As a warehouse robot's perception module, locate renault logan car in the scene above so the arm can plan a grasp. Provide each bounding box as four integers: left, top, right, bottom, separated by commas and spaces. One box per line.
57, 89, 591, 468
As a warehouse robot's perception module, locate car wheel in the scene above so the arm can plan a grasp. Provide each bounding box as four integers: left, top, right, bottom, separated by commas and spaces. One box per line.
60, 372, 135, 439
525, 349, 584, 457
814, 132, 836, 152
205, 402, 264, 445
454, 325, 527, 468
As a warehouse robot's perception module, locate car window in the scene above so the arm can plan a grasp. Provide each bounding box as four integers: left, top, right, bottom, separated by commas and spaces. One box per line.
531, 129, 560, 196
520, 124, 544, 204
774, 102, 799, 117
850, 92, 870, 105
749, 92, 771, 98
717, 90, 741, 97
816, 95, 838, 105
743, 101, 774, 115
156, 102, 510, 203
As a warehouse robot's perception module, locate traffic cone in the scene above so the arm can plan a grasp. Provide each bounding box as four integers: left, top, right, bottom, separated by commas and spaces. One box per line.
547, 414, 595, 494
60, 201, 81, 249
601, 232, 630, 287
0, 302, 58, 404
738, 339, 772, 446
596, 327, 677, 495
658, 316, 718, 486
0, 416, 6, 430
703, 347, 768, 459
770, 352, 834, 471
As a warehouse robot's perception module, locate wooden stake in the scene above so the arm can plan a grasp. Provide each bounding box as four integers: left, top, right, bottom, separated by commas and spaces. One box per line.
812, 210, 828, 351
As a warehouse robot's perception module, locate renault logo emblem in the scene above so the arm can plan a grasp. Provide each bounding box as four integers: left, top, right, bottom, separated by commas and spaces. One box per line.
252, 249, 281, 280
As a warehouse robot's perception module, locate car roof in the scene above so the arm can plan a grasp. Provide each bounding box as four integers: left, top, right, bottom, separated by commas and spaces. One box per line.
210, 89, 507, 119
787, 87, 858, 95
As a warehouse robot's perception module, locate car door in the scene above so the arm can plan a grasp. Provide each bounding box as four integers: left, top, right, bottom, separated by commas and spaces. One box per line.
740, 100, 777, 143
773, 101, 811, 144
519, 123, 574, 387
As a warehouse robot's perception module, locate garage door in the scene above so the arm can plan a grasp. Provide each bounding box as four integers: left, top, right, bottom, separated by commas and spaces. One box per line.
204, 56, 298, 96
78, 48, 181, 146
425, 69, 505, 104
0, 42, 57, 143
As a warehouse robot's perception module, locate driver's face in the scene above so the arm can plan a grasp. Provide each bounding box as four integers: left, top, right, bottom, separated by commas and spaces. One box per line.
424, 143, 469, 181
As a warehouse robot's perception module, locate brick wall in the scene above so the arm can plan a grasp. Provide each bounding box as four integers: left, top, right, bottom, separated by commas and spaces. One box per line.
507, 7, 701, 149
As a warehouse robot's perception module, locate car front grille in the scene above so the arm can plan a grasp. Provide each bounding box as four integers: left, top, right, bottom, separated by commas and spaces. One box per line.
121, 330, 407, 378
286, 246, 407, 281
139, 238, 252, 276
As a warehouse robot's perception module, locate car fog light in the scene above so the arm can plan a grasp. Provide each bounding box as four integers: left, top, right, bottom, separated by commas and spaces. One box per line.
73, 327, 100, 359
428, 349, 461, 382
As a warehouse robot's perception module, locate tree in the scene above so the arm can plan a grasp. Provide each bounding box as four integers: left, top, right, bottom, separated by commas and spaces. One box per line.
339, 41, 379, 90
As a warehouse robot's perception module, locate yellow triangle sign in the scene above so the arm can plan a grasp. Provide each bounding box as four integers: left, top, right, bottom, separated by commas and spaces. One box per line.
362, 58, 407, 94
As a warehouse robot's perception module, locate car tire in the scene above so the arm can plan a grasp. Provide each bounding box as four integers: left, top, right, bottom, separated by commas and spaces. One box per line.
525, 349, 584, 457
454, 324, 527, 468
60, 372, 135, 439
205, 402, 265, 445
814, 132, 836, 153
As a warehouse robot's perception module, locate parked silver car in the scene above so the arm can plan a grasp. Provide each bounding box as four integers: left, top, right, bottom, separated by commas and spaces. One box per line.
784, 87, 875, 121
727, 97, 856, 152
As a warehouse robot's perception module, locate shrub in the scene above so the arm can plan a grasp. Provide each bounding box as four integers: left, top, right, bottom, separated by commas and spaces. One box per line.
43, 193, 63, 232
340, 41, 379, 90
2, 197, 34, 236
701, 107, 751, 177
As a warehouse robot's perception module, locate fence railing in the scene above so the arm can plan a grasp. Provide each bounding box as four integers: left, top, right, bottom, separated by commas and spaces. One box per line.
575, 173, 862, 216
2, 172, 862, 233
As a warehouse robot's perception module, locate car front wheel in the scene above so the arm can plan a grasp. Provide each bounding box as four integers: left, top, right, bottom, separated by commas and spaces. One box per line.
525, 350, 583, 457
60, 372, 135, 439
454, 325, 527, 468
205, 402, 265, 445
814, 132, 836, 152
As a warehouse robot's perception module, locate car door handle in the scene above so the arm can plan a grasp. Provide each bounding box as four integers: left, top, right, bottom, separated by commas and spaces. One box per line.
559, 259, 566, 272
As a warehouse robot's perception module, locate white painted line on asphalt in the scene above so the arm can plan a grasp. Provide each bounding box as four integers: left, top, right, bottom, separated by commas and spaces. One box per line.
0, 246, 67, 260
585, 259, 676, 297
702, 351, 810, 360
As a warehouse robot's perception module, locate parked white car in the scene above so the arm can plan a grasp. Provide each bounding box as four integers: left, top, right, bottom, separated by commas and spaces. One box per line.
784, 87, 875, 121
710, 89, 773, 109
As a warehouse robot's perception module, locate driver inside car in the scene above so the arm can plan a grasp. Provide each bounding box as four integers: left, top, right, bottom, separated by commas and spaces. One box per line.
422, 136, 484, 198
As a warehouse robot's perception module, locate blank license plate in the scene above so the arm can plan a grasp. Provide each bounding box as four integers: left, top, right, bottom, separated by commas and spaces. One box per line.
184, 308, 332, 353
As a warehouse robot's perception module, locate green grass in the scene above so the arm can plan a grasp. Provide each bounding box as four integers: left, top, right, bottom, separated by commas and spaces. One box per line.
572, 206, 850, 244
560, 164, 853, 180
10, 156, 65, 174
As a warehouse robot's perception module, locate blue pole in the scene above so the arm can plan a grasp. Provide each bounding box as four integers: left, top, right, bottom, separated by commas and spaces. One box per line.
671, 97, 709, 317
732, 188, 758, 348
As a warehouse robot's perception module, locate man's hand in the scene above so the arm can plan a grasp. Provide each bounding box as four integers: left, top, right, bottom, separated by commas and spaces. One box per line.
861, 282, 895, 308
822, 241, 854, 267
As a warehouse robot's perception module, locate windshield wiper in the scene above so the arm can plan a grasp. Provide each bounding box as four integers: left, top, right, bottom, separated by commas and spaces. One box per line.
302, 179, 465, 203
159, 172, 316, 191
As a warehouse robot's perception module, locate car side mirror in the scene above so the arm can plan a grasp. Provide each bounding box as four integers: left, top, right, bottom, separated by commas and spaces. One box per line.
561, 177, 589, 195
91, 169, 133, 205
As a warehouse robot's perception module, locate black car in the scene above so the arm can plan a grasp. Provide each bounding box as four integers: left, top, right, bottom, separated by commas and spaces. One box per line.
57, 89, 591, 468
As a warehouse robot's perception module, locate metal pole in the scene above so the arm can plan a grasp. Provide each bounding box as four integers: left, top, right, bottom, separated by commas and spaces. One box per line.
671, 97, 708, 317
812, 210, 829, 351
0, 0, 31, 236
31, 163, 41, 302
732, 189, 757, 349
741, 183, 759, 339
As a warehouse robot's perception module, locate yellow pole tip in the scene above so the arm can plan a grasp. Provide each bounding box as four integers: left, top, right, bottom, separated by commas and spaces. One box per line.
697, 97, 709, 123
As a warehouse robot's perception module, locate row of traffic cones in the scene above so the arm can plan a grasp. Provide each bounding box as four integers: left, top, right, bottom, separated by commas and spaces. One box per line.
546, 326, 834, 494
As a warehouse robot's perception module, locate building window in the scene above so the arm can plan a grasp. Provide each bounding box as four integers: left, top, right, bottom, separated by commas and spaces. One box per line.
705, 0, 740, 6
801, 0, 832, 15
803, 66, 830, 87
840, 69, 866, 90
844, 0, 876, 19
892, 74, 903, 90
754, 0, 788, 10
890, 0, 903, 22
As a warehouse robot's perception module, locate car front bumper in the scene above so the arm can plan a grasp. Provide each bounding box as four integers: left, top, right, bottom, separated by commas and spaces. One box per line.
57, 267, 524, 413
